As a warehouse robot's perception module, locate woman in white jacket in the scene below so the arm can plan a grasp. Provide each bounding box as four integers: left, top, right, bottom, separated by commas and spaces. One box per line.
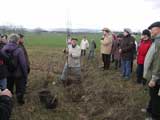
80, 36, 89, 56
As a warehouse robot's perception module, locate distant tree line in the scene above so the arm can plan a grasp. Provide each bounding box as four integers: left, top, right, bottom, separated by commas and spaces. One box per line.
0, 25, 141, 35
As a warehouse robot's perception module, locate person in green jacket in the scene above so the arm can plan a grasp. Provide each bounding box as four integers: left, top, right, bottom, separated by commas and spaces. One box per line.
143, 21, 160, 120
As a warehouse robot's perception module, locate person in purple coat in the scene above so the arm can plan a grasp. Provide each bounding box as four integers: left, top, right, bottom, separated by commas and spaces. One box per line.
2, 34, 28, 105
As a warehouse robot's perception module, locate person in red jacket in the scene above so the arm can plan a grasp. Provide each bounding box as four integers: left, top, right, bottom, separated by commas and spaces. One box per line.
136, 29, 152, 84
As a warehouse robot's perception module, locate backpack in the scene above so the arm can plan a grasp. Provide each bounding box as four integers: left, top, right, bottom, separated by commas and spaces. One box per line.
6, 47, 18, 73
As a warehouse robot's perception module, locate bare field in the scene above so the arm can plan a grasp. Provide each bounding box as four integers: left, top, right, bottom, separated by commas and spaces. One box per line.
11, 45, 149, 120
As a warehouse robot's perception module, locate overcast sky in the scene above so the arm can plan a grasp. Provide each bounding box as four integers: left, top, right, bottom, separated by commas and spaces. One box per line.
0, 0, 159, 31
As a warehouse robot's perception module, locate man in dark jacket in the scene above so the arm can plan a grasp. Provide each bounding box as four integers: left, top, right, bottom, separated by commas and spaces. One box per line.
1, 34, 8, 44
18, 34, 30, 86
0, 34, 8, 90
88, 39, 96, 60
2, 34, 28, 105
0, 89, 12, 120
0, 35, 7, 49
0, 51, 7, 90
112, 34, 123, 69
119, 28, 135, 80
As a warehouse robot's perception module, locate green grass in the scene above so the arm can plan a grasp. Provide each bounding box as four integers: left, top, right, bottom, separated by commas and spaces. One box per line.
24, 32, 140, 49
24, 32, 102, 48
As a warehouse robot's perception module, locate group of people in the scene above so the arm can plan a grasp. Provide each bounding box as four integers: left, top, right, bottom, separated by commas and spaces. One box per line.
101, 22, 160, 120
80, 36, 97, 59
0, 33, 30, 119
0, 21, 160, 120
60, 21, 160, 120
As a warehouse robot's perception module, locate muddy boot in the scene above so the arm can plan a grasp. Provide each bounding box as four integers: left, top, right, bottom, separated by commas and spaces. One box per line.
17, 94, 25, 105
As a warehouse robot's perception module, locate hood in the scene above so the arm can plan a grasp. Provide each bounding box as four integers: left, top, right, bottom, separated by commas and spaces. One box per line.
4, 42, 18, 52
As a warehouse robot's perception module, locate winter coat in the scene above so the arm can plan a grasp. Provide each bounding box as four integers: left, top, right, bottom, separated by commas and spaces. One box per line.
19, 42, 30, 74
0, 95, 12, 120
120, 35, 135, 60
68, 45, 81, 68
137, 39, 152, 64
89, 40, 96, 51
143, 35, 160, 82
112, 39, 121, 60
80, 39, 89, 50
0, 51, 7, 79
0, 42, 6, 50
2, 42, 28, 78
100, 34, 113, 54
111, 34, 117, 54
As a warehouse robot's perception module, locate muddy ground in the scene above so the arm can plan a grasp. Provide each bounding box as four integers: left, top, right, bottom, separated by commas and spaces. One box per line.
11, 47, 149, 120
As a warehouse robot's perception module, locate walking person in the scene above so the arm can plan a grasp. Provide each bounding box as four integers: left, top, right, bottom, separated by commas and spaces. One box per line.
101, 28, 113, 70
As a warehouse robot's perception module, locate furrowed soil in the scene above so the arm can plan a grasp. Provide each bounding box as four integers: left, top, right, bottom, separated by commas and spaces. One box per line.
11, 46, 149, 120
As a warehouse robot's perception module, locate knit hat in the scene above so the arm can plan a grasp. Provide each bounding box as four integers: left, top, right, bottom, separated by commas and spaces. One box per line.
142, 29, 151, 37
148, 21, 160, 30
124, 28, 132, 34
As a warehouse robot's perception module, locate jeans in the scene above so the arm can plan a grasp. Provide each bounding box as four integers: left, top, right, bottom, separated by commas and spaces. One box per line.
115, 59, 121, 69
0, 78, 7, 90
121, 59, 131, 78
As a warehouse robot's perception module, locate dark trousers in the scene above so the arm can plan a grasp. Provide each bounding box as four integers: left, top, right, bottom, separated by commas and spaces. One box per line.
7, 76, 26, 99
81, 50, 86, 56
102, 54, 111, 70
0, 95, 12, 120
148, 83, 160, 119
111, 54, 114, 63
136, 64, 146, 85
115, 60, 121, 69
131, 59, 133, 73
